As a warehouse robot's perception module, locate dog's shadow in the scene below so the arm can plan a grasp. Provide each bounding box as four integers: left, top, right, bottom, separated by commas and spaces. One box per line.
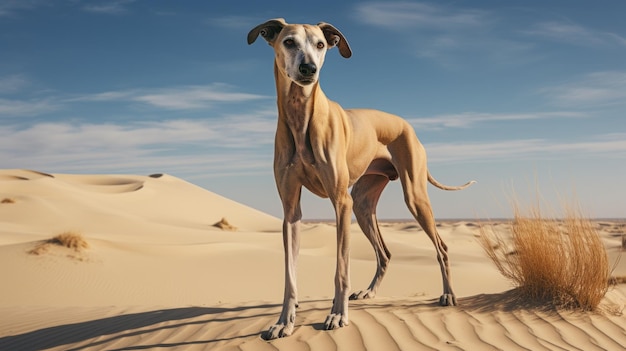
1, 291, 564, 350
0, 304, 280, 351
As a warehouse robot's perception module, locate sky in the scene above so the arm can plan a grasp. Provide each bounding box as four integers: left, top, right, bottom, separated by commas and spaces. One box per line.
1, 0, 625, 219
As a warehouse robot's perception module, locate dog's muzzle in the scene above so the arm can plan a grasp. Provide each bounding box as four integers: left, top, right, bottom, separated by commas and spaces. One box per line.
298, 63, 317, 76
294, 63, 317, 85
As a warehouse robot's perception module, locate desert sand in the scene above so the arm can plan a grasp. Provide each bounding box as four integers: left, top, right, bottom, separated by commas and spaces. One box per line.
0, 169, 624, 350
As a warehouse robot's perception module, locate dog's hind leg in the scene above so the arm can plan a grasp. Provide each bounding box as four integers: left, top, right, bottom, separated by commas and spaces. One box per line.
388, 131, 457, 306
350, 174, 392, 300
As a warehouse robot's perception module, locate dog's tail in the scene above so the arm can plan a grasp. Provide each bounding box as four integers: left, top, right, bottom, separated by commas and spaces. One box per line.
427, 172, 476, 191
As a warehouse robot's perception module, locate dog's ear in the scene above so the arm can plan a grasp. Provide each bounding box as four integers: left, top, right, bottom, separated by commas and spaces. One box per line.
318, 22, 352, 58
247, 18, 287, 46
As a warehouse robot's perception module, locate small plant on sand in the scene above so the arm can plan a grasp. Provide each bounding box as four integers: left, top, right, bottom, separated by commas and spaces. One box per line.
213, 217, 237, 231
29, 231, 89, 256
1, 198, 16, 204
479, 197, 610, 311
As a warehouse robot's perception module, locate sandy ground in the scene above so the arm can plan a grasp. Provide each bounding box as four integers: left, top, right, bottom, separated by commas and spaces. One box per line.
0, 169, 624, 350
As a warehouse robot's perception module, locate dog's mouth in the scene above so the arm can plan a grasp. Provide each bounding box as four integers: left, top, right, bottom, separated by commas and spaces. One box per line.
295, 77, 316, 86
286, 71, 317, 86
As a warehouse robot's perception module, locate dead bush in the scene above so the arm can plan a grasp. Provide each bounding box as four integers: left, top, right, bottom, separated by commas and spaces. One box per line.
29, 231, 89, 256
213, 217, 237, 231
479, 199, 609, 311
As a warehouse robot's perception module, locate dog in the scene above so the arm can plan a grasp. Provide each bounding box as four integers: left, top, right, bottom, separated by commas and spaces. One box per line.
248, 18, 475, 339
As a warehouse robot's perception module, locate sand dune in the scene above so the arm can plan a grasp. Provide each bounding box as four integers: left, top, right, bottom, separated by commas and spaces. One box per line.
0, 169, 624, 350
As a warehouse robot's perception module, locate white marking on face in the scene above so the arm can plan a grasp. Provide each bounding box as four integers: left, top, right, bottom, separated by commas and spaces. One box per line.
279, 26, 328, 86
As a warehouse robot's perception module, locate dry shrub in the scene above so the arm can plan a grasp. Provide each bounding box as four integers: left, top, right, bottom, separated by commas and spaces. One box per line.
479, 200, 610, 311
29, 231, 89, 256
1, 198, 16, 204
609, 276, 626, 285
213, 217, 237, 231
50, 232, 89, 250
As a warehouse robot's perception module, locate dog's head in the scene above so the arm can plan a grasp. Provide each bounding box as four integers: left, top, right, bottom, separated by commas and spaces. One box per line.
248, 18, 352, 87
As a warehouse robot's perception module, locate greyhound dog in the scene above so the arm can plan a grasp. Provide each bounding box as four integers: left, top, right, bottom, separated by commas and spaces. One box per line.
248, 18, 475, 339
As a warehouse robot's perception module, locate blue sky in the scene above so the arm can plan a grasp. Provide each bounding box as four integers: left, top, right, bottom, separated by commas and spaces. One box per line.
1, 0, 625, 219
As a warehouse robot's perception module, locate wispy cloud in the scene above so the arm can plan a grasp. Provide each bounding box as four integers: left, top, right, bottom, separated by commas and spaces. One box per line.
82, 0, 135, 15
0, 0, 137, 17
353, 2, 537, 67
540, 71, 626, 107
355, 2, 487, 30
427, 133, 626, 163
409, 111, 586, 129
0, 98, 59, 117
132, 85, 267, 110
1, 83, 268, 118
69, 84, 269, 110
523, 21, 626, 48
3, 115, 623, 177
207, 15, 257, 30
0, 116, 276, 175
0, 74, 29, 93
0, 0, 42, 17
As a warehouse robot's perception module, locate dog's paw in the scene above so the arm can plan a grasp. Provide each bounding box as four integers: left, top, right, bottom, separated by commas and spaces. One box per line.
264, 322, 294, 340
324, 312, 349, 330
439, 293, 457, 306
349, 289, 376, 300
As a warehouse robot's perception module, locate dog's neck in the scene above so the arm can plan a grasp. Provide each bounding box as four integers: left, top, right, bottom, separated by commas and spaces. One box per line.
274, 62, 322, 165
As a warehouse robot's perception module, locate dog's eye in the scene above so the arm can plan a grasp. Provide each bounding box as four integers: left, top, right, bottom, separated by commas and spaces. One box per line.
283, 39, 295, 47
317, 42, 325, 49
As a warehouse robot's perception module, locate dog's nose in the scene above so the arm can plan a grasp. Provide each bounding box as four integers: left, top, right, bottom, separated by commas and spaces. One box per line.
298, 63, 317, 76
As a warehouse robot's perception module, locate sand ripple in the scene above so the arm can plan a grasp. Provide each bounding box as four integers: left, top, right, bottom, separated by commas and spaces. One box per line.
1, 291, 625, 351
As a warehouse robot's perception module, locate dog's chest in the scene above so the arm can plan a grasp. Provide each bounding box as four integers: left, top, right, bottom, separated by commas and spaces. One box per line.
275, 84, 329, 196
283, 86, 317, 166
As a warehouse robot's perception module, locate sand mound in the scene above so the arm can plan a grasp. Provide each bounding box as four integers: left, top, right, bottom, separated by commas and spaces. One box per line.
0, 169, 624, 350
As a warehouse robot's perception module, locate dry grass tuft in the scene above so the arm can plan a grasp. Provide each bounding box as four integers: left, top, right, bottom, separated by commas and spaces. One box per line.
50, 232, 89, 250
609, 276, 626, 285
29, 231, 89, 256
479, 200, 610, 311
213, 217, 237, 231
1, 198, 16, 204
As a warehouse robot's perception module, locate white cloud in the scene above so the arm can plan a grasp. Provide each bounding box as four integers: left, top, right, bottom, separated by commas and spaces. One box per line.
0, 116, 276, 175
82, 0, 135, 15
208, 15, 257, 30
1, 117, 275, 153
67, 90, 135, 102
426, 133, 626, 163
354, 2, 538, 68
0, 0, 42, 17
3, 116, 623, 177
409, 111, 586, 129
523, 21, 626, 48
606, 32, 626, 46
355, 2, 487, 30
0, 74, 29, 93
0, 0, 137, 17
1, 83, 269, 118
132, 86, 266, 110
69, 84, 269, 110
540, 71, 626, 107
0, 98, 58, 117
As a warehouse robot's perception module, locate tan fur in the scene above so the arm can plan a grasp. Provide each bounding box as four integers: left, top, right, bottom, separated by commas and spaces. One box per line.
249, 18, 475, 339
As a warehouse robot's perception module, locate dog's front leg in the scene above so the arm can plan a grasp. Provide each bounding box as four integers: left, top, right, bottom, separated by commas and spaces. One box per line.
324, 191, 353, 330
266, 183, 302, 340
